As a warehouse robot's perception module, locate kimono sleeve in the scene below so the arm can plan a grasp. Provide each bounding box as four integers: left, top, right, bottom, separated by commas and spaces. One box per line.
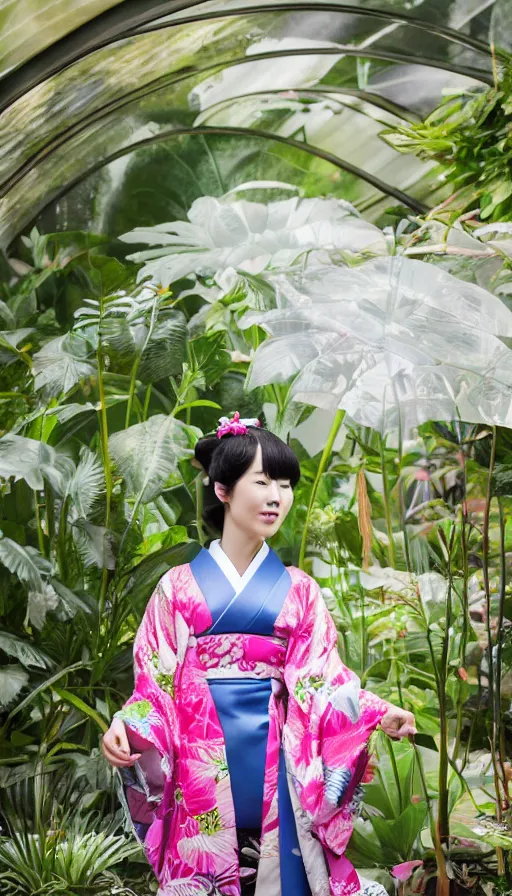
114, 574, 181, 834
283, 574, 389, 837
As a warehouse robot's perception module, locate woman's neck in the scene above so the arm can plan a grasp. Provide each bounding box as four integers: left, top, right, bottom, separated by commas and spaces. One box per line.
219, 518, 265, 577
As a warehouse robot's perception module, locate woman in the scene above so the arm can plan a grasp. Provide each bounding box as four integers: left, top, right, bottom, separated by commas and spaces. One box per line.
102, 413, 416, 896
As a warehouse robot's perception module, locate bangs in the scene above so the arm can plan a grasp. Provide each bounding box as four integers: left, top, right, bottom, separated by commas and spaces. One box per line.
257, 429, 300, 487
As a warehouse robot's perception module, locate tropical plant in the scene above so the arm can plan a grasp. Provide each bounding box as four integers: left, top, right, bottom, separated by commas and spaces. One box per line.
2, 190, 512, 896
381, 63, 512, 224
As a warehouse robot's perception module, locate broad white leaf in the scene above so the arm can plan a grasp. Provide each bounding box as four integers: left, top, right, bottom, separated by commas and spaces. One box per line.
417, 572, 449, 606
0, 537, 50, 591
72, 519, 116, 570
32, 332, 95, 397
241, 256, 512, 433
490, 0, 512, 52
0, 433, 75, 493
120, 194, 385, 286
0, 631, 52, 669
0, 665, 29, 708
27, 583, 59, 630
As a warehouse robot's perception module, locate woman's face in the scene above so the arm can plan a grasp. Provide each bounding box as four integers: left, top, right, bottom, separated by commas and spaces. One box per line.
215, 444, 294, 541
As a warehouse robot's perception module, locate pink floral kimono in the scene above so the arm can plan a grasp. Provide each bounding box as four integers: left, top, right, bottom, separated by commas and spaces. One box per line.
115, 544, 388, 896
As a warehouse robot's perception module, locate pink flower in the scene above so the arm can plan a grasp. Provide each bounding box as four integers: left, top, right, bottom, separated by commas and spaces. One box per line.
391, 860, 423, 882
216, 412, 261, 438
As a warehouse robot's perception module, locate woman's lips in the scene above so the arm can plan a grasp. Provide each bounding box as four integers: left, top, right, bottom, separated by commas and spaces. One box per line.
259, 511, 279, 523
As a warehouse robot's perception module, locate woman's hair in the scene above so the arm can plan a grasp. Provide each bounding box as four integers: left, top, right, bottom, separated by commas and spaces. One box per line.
194, 425, 301, 533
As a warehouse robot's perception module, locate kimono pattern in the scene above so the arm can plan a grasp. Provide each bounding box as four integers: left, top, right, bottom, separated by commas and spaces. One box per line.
115, 551, 389, 896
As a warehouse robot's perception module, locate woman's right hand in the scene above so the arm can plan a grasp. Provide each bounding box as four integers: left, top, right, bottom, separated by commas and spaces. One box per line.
101, 717, 141, 768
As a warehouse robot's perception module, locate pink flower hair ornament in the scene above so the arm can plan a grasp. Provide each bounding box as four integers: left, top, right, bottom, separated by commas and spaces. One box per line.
216, 411, 261, 439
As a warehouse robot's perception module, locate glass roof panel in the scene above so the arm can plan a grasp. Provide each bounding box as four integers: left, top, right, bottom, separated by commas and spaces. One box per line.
0, 0, 506, 248
0, 0, 123, 77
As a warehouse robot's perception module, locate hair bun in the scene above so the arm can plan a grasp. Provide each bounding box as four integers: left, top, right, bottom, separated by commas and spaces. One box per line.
194, 434, 220, 475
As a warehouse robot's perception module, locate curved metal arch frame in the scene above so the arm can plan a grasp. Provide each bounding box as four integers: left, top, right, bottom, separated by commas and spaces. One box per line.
0, 58, 431, 198
14, 123, 430, 245
128, 1, 496, 57
192, 87, 421, 127
0, 0, 498, 114
0, 39, 490, 200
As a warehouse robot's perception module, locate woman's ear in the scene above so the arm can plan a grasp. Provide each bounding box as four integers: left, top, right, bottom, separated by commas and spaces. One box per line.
214, 482, 229, 504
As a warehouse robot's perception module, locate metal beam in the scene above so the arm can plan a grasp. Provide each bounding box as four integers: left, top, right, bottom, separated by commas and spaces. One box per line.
0, 0, 497, 115
11, 124, 429, 249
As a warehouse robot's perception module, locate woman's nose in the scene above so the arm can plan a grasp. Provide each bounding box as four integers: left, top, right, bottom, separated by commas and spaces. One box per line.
267, 482, 280, 505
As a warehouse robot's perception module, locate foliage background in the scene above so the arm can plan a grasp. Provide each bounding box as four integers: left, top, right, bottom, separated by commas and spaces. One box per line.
2, 2, 512, 895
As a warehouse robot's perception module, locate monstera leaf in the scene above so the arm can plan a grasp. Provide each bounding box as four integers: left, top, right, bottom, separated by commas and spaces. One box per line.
119, 193, 385, 286
240, 256, 512, 433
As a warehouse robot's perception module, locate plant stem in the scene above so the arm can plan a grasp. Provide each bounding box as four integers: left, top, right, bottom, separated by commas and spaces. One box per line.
386, 739, 403, 815
143, 384, 152, 421
298, 409, 345, 569
57, 495, 70, 583
33, 490, 46, 557
496, 498, 509, 809
438, 558, 454, 845
379, 434, 396, 568
195, 473, 207, 546
411, 741, 436, 847
481, 431, 502, 800
96, 322, 113, 641
125, 359, 142, 429
452, 440, 470, 764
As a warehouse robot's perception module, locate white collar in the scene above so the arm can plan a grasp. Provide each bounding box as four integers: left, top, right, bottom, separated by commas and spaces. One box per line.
208, 539, 269, 595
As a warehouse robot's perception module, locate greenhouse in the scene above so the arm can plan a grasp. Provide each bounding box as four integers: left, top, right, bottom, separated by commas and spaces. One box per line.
1, 1, 512, 894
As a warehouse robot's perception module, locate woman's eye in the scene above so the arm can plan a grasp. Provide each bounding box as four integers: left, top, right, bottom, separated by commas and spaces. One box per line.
256, 480, 267, 485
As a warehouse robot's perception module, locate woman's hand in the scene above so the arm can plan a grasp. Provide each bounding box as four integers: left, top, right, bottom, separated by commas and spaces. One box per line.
379, 704, 417, 740
101, 717, 141, 768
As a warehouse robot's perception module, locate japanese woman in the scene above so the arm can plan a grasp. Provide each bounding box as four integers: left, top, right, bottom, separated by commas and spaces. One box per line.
101, 413, 416, 896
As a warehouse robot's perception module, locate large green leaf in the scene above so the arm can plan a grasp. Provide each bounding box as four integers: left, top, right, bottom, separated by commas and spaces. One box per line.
108, 414, 198, 504
0, 537, 50, 591
53, 688, 108, 734
370, 802, 427, 863
32, 332, 96, 398
345, 819, 386, 867
49, 578, 95, 618
138, 313, 187, 383
490, 0, 512, 55
0, 665, 29, 708
0, 328, 34, 366
0, 433, 75, 493
123, 540, 201, 611
0, 631, 53, 669
71, 519, 116, 570
363, 743, 416, 819
4, 660, 89, 723
66, 446, 105, 518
